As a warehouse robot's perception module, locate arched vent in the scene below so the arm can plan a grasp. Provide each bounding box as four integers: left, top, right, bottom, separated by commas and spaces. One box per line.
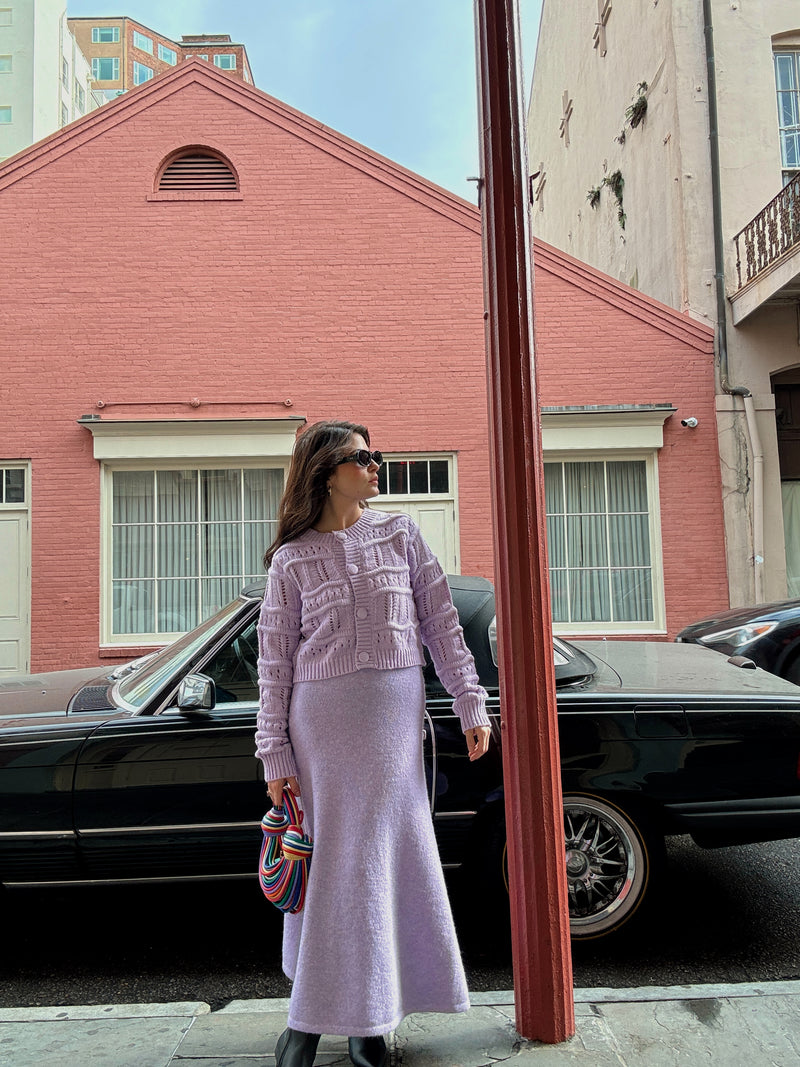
158, 152, 238, 192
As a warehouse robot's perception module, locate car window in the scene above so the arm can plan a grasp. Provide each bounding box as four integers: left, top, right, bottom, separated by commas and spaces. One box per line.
199, 618, 260, 704
115, 597, 251, 710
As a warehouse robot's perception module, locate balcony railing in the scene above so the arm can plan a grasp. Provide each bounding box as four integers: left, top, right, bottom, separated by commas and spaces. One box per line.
734, 172, 800, 290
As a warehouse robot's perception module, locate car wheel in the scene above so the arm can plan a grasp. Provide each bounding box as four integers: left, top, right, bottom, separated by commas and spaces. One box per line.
564, 793, 659, 941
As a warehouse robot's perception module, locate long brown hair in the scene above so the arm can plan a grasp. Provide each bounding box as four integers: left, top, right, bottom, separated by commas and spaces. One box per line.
264, 419, 371, 568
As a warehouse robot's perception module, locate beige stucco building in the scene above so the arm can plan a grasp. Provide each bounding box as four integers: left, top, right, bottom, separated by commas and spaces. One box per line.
527, 0, 800, 608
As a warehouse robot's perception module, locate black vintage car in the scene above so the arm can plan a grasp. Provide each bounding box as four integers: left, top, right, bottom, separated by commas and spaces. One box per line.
4, 575, 800, 941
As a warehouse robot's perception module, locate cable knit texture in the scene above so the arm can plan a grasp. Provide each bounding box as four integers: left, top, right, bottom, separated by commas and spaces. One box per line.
256, 508, 489, 781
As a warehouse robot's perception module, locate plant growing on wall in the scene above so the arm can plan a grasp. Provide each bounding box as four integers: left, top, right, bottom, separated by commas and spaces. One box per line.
602, 169, 625, 229
586, 186, 601, 209
625, 82, 648, 129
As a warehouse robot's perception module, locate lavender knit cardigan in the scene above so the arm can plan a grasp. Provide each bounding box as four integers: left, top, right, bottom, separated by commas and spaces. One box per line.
256, 508, 490, 781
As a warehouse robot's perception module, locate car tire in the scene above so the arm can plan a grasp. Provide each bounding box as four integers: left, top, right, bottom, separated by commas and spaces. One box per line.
564, 793, 661, 941
467, 793, 662, 943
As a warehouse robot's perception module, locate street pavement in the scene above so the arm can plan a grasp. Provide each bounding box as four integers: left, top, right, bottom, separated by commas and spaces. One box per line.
2, 980, 800, 1066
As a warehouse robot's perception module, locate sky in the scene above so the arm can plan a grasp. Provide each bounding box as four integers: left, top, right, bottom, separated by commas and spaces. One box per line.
66, 0, 543, 203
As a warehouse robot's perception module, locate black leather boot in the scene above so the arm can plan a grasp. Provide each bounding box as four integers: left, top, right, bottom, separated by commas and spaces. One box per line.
275, 1027, 321, 1067
348, 1035, 388, 1067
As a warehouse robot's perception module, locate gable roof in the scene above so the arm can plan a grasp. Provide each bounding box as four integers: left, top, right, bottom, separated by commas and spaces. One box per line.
0, 59, 480, 233
0, 59, 714, 353
533, 239, 715, 353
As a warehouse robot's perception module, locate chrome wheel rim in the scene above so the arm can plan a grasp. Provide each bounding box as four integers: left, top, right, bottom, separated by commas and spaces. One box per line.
563, 797, 646, 935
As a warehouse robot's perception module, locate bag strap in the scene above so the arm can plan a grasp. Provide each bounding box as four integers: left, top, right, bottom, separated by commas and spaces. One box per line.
282, 786, 303, 829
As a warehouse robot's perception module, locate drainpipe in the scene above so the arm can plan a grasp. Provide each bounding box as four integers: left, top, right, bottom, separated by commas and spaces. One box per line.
703, 0, 764, 603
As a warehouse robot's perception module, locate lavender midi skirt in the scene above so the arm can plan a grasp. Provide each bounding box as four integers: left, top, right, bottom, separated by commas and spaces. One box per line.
282, 665, 470, 1037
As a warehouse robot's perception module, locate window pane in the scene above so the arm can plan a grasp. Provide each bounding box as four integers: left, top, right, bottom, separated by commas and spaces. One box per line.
377, 465, 388, 494
243, 468, 282, 520
113, 525, 154, 579
609, 514, 651, 567
157, 524, 197, 577
564, 462, 606, 513
567, 515, 608, 568
202, 577, 240, 619
202, 469, 241, 520
0, 55, 13, 73
776, 53, 797, 92
157, 579, 197, 632
570, 570, 610, 622
157, 470, 197, 522
544, 463, 564, 513
113, 580, 153, 634
133, 62, 153, 85
387, 461, 408, 494
607, 461, 647, 513
549, 569, 568, 622
244, 523, 271, 575
429, 460, 449, 493
546, 514, 566, 568
0, 106, 11, 123
158, 44, 177, 64
5, 468, 24, 503
612, 568, 653, 622
409, 461, 428, 494
133, 31, 153, 53
114, 471, 154, 522
203, 523, 241, 576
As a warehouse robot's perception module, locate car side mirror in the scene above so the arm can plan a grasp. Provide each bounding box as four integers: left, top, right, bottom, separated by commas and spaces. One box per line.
177, 673, 216, 713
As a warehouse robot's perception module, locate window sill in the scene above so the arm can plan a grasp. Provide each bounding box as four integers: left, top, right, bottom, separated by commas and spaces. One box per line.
147, 191, 243, 201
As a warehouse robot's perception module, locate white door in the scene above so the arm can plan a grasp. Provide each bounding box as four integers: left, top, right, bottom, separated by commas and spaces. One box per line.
0, 511, 30, 673
377, 499, 459, 573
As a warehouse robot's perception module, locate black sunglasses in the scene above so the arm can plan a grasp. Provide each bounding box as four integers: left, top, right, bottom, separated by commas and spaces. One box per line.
338, 449, 383, 468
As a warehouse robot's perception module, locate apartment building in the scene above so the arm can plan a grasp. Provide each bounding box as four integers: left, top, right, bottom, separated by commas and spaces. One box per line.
0, 0, 99, 161
527, 0, 800, 608
68, 18, 253, 101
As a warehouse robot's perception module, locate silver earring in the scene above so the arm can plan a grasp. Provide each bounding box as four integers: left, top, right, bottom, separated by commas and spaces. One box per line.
327, 485, 332, 497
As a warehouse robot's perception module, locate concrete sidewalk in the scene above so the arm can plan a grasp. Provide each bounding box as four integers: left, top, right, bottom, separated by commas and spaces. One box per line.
2, 981, 800, 1066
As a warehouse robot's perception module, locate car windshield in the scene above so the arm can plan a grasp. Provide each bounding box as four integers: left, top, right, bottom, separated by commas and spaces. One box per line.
116, 596, 252, 711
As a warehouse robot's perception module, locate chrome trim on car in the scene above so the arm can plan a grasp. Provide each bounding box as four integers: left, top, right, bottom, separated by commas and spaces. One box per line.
0, 830, 75, 839
433, 811, 478, 818
4, 872, 254, 888
77, 821, 260, 835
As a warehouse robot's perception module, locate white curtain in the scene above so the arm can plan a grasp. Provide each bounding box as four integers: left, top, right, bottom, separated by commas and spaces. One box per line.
782, 481, 800, 597
545, 460, 653, 624
112, 466, 283, 635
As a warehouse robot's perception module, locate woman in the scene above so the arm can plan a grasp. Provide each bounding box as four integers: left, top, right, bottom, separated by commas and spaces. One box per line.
256, 420, 491, 1067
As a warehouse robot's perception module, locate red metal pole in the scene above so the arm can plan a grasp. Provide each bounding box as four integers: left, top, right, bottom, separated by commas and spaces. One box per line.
474, 0, 574, 1043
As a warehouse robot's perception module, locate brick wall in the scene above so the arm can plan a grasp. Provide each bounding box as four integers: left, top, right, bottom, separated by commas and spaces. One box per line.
0, 67, 728, 670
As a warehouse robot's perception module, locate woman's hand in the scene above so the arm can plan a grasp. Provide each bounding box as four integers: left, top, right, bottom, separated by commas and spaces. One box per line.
464, 725, 491, 761
268, 775, 301, 808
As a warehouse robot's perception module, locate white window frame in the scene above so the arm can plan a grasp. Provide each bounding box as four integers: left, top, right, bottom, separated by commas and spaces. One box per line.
213, 54, 236, 70
0, 10, 11, 28
133, 30, 154, 55
133, 61, 154, 85
775, 48, 800, 183
92, 26, 120, 43
78, 417, 305, 648
158, 43, 177, 65
101, 460, 287, 644
92, 57, 120, 81
541, 406, 672, 635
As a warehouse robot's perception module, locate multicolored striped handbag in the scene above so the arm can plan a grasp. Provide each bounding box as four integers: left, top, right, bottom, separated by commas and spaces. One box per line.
258, 787, 313, 914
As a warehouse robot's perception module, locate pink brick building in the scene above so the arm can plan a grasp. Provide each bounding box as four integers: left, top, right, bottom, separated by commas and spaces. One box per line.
0, 61, 728, 673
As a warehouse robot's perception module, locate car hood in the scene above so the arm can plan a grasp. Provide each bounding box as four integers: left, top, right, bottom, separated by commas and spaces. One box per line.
0, 667, 113, 717
676, 598, 800, 639
574, 639, 800, 698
